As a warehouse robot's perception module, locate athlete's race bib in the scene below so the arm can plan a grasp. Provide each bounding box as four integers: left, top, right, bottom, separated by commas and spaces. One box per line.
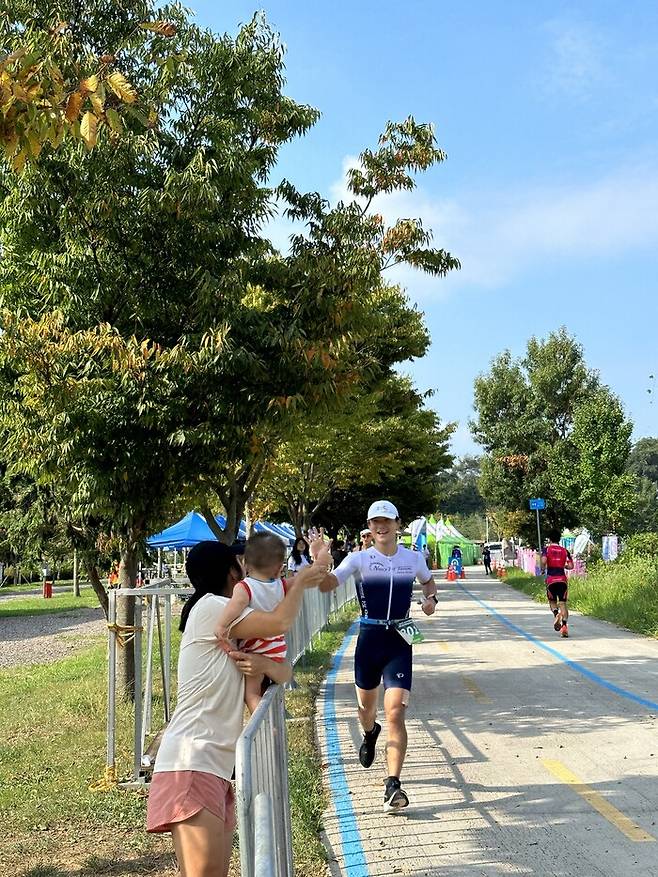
395, 618, 424, 645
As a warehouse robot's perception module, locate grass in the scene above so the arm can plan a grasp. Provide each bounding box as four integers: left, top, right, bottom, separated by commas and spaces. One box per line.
0, 579, 89, 594
505, 557, 658, 638
0, 637, 177, 876
0, 598, 358, 877
284, 604, 358, 876
0, 591, 100, 618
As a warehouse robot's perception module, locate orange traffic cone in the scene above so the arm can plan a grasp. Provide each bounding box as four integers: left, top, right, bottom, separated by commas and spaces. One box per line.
460, 569, 466, 579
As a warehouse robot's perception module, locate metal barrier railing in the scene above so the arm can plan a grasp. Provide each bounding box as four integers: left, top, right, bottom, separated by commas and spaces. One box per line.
106, 579, 191, 788
236, 685, 292, 877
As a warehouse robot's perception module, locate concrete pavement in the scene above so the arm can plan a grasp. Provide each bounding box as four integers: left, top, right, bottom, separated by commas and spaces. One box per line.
317, 567, 658, 876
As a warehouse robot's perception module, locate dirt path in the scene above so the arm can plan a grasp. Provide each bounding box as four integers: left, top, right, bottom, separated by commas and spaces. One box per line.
0, 607, 106, 669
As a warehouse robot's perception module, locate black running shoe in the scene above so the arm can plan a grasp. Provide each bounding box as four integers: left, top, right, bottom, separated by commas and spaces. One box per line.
358, 721, 381, 768
383, 776, 409, 813
553, 613, 562, 632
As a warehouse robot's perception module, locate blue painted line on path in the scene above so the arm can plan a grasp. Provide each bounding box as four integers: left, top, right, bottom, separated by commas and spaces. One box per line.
457, 580, 658, 713
323, 620, 371, 877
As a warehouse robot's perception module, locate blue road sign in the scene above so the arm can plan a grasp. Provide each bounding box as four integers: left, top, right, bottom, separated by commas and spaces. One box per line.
529, 498, 546, 510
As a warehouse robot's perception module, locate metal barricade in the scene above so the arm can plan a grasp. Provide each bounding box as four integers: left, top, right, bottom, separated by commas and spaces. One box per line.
106, 579, 192, 788
236, 685, 292, 877
236, 575, 356, 877
254, 793, 276, 877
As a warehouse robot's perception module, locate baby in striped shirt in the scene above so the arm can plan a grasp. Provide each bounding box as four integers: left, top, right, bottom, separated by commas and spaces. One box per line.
215, 531, 289, 713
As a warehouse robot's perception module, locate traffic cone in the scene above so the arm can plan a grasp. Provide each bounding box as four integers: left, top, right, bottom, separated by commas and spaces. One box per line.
460, 569, 466, 579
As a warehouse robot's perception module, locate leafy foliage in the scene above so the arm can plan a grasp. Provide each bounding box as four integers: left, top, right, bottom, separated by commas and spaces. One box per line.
471, 329, 638, 541
253, 376, 454, 533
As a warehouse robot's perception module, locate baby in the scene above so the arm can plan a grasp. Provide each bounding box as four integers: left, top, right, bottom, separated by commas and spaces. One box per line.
215, 531, 289, 713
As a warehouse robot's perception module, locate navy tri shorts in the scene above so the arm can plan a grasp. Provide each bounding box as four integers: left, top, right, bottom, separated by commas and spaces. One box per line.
354, 625, 412, 691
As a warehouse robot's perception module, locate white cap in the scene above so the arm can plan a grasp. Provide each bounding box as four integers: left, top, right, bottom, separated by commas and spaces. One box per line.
359, 528, 371, 537
367, 500, 399, 521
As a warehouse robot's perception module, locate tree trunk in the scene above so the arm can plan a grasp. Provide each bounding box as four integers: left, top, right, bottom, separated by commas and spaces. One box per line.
72, 549, 80, 597
115, 546, 138, 702
223, 489, 242, 544
83, 556, 108, 617
245, 500, 256, 537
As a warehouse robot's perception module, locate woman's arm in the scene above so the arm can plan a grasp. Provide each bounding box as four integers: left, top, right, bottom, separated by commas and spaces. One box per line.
228, 650, 293, 685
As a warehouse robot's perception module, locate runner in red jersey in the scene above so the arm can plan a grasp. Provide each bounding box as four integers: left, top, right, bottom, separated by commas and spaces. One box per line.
541, 529, 574, 637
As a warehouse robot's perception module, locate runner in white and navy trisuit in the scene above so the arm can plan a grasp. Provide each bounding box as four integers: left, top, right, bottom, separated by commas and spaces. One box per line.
318, 500, 438, 812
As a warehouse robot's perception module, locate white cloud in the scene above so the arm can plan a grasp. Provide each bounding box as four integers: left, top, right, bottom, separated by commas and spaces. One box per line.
264, 155, 658, 302
542, 19, 609, 99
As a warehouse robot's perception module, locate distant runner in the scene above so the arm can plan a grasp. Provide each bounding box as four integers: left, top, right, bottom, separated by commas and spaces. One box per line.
541, 529, 574, 638
317, 500, 437, 812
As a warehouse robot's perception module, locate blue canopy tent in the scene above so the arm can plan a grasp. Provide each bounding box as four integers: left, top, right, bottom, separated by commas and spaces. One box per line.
147, 512, 217, 549
147, 512, 295, 550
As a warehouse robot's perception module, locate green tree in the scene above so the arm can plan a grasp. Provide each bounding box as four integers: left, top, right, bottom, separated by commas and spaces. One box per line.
254, 377, 454, 534
0, 3, 459, 699
471, 329, 635, 542
624, 437, 658, 533
438, 455, 485, 516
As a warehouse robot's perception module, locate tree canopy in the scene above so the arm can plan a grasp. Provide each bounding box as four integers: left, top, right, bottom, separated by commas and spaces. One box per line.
471, 329, 637, 541
0, 2, 459, 696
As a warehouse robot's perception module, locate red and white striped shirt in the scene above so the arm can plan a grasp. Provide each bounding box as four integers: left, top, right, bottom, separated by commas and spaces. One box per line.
237, 576, 288, 662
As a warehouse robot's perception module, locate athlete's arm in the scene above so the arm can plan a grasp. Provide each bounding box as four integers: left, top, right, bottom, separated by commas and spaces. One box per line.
564, 550, 574, 570
317, 548, 358, 593
417, 554, 437, 616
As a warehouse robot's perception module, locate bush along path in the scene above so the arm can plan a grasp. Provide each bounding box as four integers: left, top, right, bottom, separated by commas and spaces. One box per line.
505, 557, 658, 638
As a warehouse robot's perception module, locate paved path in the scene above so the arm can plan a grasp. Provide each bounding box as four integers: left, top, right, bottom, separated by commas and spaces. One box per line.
317, 568, 658, 876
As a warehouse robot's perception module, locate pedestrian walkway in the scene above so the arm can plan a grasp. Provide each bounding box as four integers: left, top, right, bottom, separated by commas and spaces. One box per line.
316, 567, 658, 877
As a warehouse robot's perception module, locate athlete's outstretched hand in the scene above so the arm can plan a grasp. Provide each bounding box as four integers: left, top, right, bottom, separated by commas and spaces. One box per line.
421, 597, 437, 616
309, 536, 332, 570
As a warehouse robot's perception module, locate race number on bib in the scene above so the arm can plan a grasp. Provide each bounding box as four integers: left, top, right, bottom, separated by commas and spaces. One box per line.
395, 618, 424, 645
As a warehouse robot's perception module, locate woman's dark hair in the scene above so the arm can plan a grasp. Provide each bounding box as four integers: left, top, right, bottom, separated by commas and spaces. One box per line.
179, 541, 242, 632
291, 537, 310, 566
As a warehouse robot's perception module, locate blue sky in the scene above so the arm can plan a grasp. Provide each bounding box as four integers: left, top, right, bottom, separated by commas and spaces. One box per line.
192, 0, 658, 456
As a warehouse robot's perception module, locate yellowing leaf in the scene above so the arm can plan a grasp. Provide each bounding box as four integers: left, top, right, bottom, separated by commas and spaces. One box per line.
139, 21, 178, 37
89, 91, 104, 115
106, 72, 137, 104
65, 91, 82, 122
80, 111, 97, 148
26, 130, 42, 158
80, 74, 98, 94
12, 149, 27, 172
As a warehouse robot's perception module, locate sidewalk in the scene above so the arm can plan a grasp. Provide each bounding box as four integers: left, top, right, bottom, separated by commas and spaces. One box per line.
316, 567, 658, 877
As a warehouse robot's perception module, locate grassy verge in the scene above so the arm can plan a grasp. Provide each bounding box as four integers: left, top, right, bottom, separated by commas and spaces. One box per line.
505, 557, 658, 637
0, 638, 177, 877
284, 604, 358, 877
0, 591, 100, 618
0, 579, 89, 594
0, 602, 357, 877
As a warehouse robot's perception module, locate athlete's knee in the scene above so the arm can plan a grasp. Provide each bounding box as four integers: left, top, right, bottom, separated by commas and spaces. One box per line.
385, 700, 407, 727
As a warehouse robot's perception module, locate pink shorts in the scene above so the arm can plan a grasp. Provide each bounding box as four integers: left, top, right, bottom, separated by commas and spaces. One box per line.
146, 770, 236, 834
